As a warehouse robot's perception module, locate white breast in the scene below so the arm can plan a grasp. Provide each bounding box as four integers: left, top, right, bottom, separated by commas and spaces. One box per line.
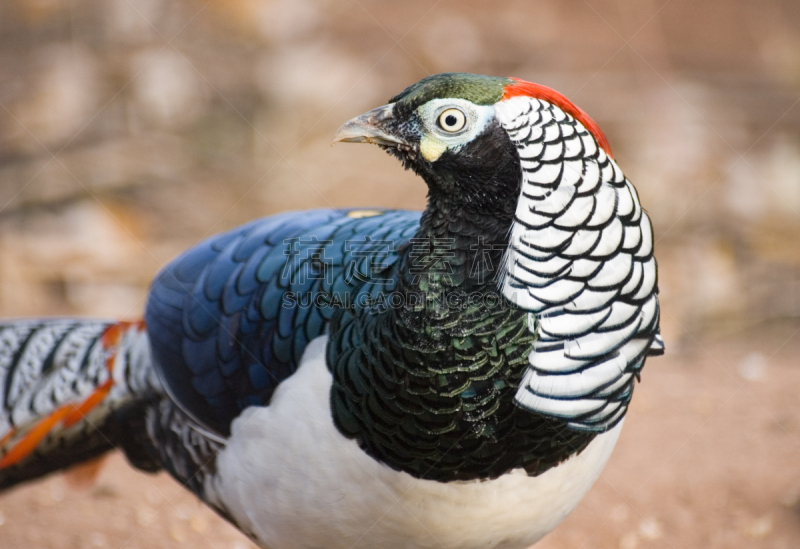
206, 336, 622, 549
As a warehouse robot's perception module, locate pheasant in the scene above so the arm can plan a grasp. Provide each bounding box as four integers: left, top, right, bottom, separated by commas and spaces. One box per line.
0, 73, 663, 549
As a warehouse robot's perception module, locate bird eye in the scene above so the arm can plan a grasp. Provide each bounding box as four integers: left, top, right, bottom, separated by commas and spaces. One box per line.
437, 108, 466, 133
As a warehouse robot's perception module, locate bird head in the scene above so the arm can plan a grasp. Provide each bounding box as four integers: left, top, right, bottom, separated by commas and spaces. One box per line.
333, 72, 612, 218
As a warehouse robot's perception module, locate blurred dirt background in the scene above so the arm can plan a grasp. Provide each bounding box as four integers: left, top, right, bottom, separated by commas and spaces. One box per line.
0, 0, 799, 548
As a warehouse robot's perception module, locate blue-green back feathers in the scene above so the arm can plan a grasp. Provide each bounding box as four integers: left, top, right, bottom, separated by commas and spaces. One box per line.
145, 209, 420, 435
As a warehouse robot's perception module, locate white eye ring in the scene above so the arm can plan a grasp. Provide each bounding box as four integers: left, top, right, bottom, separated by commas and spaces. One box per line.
437, 108, 466, 133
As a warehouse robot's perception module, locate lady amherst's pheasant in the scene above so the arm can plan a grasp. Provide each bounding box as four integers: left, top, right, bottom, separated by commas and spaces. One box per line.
0, 73, 663, 549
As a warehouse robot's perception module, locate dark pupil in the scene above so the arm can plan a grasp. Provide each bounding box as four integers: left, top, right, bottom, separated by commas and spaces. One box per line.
444, 114, 458, 127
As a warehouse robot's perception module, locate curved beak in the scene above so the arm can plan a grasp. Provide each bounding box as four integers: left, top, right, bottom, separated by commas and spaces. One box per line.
332, 103, 408, 147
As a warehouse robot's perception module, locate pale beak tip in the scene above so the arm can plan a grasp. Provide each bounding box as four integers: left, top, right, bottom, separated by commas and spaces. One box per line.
330, 129, 365, 146
331, 103, 406, 148
332, 119, 375, 145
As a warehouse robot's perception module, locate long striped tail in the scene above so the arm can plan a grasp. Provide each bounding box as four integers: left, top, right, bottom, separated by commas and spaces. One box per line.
0, 319, 161, 490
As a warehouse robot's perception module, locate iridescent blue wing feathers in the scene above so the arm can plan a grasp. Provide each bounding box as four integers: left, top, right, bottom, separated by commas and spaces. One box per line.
145, 209, 420, 435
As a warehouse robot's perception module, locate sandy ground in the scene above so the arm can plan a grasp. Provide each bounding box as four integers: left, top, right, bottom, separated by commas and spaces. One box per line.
0, 327, 797, 549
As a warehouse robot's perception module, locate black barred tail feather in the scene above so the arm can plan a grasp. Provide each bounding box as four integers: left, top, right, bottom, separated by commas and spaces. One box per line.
0, 320, 161, 490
